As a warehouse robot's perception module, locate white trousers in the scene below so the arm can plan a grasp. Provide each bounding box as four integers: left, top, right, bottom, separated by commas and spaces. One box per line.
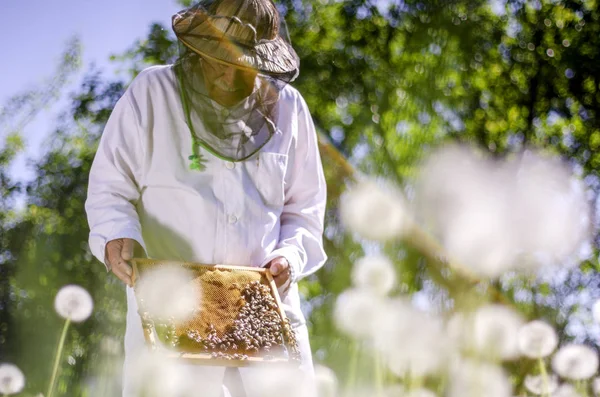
122, 287, 316, 397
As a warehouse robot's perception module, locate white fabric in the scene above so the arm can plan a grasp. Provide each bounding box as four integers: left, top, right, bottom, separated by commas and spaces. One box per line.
85, 65, 327, 396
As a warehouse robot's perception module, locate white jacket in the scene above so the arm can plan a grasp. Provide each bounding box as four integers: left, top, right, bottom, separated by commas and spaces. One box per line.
85, 65, 327, 326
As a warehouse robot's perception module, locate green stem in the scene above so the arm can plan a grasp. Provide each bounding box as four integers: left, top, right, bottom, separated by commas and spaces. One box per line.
374, 351, 384, 397
47, 318, 71, 397
538, 358, 549, 397
576, 380, 588, 397
406, 370, 423, 392
345, 341, 360, 396
405, 370, 413, 391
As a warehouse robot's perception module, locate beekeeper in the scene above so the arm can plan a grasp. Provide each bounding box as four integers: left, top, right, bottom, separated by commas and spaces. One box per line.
85, 0, 327, 394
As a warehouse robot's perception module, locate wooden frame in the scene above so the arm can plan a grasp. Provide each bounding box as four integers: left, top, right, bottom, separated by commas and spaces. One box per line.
130, 258, 298, 367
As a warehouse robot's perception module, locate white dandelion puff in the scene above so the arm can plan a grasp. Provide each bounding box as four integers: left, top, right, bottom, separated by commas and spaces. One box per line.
592, 377, 600, 396
511, 151, 590, 264
54, 285, 94, 322
334, 288, 383, 339
472, 305, 524, 360
340, 180, 408, 241
552, 344, 599, 380
129, 349, 197, 397
351, 255, 396, 296
100, 336, 122, 356
524, 374, 559, 395
243, 365, 310, 397
136, 265, 201, 323
0, 363, 25, 395
518, 320, 558, 358
314, 364, 338, 397
50, 287, 93, 397
415, 145, 515, 278
592, 300, 600, 324
448, 359, 512, 397
375, 300, 451, 377
551, 384, 581, 397
448, 305, 524, 360
415, 145, 591, 278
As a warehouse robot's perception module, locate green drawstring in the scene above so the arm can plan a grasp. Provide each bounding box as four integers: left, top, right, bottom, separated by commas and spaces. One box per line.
188, 139, 207, 171
188, 154, 206, 171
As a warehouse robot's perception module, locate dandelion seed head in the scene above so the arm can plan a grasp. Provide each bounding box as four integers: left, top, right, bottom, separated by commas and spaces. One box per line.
415, 145, 590, 278
449, 305, 523, 360
592, 377, 600, 396
552, 383, 581, 397
518, 320, 558, 358
340, 180, 408, 241
244, 365, 310, 397
352, 255, 396, 296
416, 145, 516, 278
129, 349, 196, 396
54, 285, 94, 322
136, 265, 201, 323
448, 359, 512, 397
376, 302, 450, 377
0, 363, 25, 395
100, 337, 122, 356
511, 152, 590, 264
592, 300, 600, 323
314, 364, 338, 397
472, 305, 524, 360
334, 288, 383, 339
524, 374, 559, 395
552, 344, 599, 380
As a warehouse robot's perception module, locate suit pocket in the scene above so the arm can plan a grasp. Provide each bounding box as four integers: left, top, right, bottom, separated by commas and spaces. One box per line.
245, 152, 288, 209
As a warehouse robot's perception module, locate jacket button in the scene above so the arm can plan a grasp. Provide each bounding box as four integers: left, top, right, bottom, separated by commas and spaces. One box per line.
226, 162, 235, 169
228, 215, 238, 224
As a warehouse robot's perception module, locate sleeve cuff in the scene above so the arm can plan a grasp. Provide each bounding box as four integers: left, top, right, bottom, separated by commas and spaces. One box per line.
260, 247, 301, 287
89, 228, 147, 272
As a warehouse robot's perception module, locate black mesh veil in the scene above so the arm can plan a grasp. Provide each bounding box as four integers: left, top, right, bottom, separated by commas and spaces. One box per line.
171, 0, 299, 167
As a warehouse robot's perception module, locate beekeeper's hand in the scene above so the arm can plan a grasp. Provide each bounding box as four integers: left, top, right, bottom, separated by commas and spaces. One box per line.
105, 238, 139, 287
266, 256, 292, 290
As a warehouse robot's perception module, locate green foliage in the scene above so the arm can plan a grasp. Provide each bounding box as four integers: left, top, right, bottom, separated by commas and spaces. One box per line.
0, 37, 82, 144
1, 0, 600, 394
1, 73, 127, 395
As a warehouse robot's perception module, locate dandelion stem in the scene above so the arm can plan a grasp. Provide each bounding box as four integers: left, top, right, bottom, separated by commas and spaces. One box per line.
537, 358, 549, 397
374, 350, 384, 397
345, 341, 360, 396
576, 380, 589, 397
404, 370, 411, 391
47, 318, 71, 397
405, 370, 422, 392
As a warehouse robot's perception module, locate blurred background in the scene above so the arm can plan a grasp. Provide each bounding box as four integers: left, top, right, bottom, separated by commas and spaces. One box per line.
1, 0, 600, 395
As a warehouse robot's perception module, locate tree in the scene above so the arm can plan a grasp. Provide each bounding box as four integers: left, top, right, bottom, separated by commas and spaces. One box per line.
1, 0, 599, 394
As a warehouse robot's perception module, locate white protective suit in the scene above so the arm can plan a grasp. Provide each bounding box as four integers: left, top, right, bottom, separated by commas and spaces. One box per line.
85, 65, 327, 396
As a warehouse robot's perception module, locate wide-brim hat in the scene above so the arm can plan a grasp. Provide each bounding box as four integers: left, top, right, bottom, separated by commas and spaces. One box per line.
172, 0, 300, 80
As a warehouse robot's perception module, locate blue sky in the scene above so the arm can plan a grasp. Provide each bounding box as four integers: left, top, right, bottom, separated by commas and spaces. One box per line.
0, 0, 183, 183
